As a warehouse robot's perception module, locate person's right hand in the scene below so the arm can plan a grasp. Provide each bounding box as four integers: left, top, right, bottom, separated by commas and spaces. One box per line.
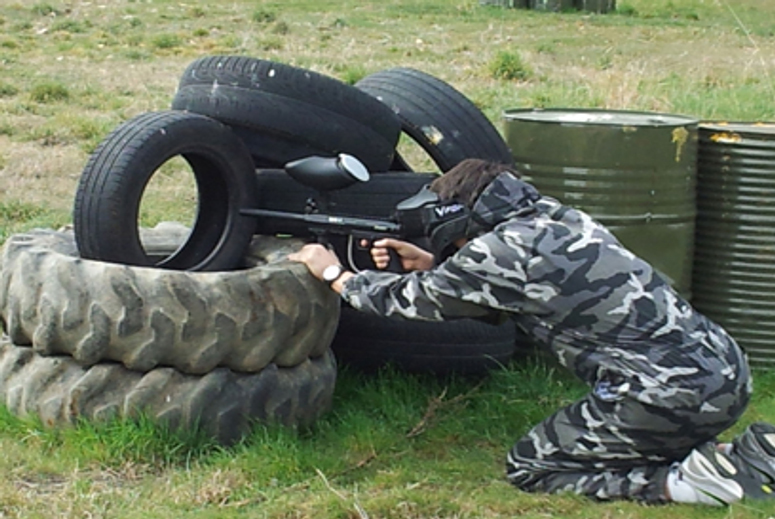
367, 238, 434, 272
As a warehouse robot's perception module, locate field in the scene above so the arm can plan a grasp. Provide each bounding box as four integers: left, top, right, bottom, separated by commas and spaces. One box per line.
1, 0, 775, 517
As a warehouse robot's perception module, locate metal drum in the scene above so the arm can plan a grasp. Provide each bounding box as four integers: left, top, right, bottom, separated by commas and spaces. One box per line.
692, 123, 775, 367
503, 108, 699, 298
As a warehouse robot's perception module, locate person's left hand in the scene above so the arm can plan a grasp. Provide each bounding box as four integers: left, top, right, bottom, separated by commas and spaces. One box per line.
287, 243, 341, 281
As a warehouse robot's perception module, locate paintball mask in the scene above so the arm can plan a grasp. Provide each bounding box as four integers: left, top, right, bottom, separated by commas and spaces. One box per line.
393, 171, 538, 263
394, 184, 476, 262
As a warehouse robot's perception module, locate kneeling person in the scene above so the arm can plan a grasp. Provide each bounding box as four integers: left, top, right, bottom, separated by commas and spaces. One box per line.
290, 158, 771, 506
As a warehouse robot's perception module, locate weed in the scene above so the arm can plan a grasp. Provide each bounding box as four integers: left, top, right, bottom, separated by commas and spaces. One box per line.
126, 33, 144, 46
124, 49, 151, 61
0, 201, 67, 242
598, 54, 614, 70
489, 50, 533, 81
218, 34, 243, 50
188, 6, 206, 18
0, 122, 14, 136
151, 33, 182, 50
253, 9, 277, 24
0, 38, 18, 49
337, 65, 368, 85
30, 3, 58, 17
0, 82, 18, 97
0, 200, 44, 223
273, 21, 290, 35
50, 19, 88, 34
535, 41, 557, 54
259, 37, 284, 52
26, 125, 67, 146
29, 81, 70, 103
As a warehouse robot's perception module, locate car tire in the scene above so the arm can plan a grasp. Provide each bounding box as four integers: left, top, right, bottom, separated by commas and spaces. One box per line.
73, 110, 258, 272
171, 55, 401, 172
356, 67, 514, 172
333, 307, 519, 375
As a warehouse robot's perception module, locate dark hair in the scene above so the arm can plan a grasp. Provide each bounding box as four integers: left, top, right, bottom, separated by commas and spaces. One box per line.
429, 159, 519, 207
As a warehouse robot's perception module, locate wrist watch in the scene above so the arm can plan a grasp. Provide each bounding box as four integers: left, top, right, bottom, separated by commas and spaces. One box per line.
322, 264, 345, 286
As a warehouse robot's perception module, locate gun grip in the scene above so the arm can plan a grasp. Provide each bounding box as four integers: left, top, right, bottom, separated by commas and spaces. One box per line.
385, 247, 404, 273
357, 237, 404, 273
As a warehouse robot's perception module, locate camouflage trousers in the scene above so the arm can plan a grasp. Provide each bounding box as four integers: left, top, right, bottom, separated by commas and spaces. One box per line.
505, 374, 750, 503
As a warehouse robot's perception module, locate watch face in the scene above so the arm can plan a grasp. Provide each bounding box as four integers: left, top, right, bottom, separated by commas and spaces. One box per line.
323, 264, 343, 282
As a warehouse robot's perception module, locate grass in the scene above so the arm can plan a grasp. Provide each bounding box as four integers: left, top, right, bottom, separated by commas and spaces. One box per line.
2, 359, 775, 517
0, 0, 773, 213
0, 0, 774, 516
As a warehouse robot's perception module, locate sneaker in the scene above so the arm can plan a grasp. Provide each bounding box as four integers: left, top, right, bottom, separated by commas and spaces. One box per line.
670, 442, 773, 505
729, 422, 775, 485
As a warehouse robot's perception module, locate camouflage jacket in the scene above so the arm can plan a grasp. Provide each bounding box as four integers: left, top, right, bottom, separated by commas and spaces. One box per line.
341, 172, 750, 408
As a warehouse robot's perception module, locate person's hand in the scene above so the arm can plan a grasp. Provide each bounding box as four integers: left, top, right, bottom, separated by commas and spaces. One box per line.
287, 243, 341, 280
367, 238, 434, 272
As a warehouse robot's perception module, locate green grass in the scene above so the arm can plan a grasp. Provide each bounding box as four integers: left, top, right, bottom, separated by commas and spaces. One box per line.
0, 200, 68, 243
1, 360, 775, 517
1, 0, 775, 516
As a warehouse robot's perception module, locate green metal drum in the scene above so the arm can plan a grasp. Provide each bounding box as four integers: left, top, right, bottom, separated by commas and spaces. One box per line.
692, 123, 775, 367
503, 108, 699, 299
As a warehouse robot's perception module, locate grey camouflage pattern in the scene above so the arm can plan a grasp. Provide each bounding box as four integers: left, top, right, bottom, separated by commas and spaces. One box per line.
342, 172, 751, 503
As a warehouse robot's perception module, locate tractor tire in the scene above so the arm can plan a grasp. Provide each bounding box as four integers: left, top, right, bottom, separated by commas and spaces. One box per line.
0, 228, 340, 374
0, 338, 337, 445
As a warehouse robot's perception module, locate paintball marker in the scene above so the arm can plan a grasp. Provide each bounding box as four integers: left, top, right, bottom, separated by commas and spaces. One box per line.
241, 154, 437, 272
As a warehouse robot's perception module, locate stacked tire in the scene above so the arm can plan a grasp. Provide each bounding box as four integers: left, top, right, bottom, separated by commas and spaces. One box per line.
0, 228, 340, 444
168, 57, 515, 175
71, 55, 522, 377
0, 56, 527, 446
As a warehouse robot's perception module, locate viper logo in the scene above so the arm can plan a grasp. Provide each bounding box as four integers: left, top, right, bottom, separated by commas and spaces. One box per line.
434, 203, 466, 218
